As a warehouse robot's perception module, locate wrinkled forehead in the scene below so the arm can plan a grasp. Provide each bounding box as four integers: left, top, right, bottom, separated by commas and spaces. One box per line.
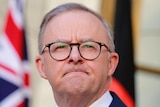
53, 10, 103, 26
44, 10, 108, 41
48, 9, 104, 26
38, 9, 114, 54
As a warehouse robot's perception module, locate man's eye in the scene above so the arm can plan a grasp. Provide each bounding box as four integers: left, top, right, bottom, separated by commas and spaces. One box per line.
81, 44, 96, 50
51, 43, 69, 52
84, 45, 93, 48
57, 45, 66, 49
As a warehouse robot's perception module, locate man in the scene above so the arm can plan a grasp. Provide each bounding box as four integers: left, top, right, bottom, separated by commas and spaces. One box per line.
35, 3, 126, 107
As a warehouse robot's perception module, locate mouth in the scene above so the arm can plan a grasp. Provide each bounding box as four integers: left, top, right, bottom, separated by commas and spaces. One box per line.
63, 69, 89, 78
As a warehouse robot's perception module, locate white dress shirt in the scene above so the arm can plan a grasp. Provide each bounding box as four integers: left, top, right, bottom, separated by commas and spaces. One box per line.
55, 91, 113, 107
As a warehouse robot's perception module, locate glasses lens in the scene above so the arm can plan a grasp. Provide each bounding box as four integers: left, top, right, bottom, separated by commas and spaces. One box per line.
47, 41, 102, 61
80, 41, 100, 60
49, 42, 70, 60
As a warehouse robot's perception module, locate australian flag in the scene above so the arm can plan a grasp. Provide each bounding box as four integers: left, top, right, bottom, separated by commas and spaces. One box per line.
0, 0, 30, 107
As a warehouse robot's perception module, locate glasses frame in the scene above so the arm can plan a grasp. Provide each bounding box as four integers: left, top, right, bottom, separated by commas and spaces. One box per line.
41, 41, 111, 61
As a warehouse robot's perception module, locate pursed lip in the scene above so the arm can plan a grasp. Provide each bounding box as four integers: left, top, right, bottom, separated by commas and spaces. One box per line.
63, 68, 89, 77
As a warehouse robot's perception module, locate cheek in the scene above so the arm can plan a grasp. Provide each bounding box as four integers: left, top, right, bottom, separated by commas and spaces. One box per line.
43, 61, 64, 86
86, 60, 109, 91
87, 58, 109, 79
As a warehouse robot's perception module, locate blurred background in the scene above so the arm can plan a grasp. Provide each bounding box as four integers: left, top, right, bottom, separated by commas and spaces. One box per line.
0, 0, 160, 107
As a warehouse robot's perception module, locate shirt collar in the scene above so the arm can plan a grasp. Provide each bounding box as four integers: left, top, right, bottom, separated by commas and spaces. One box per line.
55, 91, 113, 107
89, 91, 113, 107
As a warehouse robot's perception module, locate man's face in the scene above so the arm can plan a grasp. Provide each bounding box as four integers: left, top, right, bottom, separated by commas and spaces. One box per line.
36, 10, 118, 97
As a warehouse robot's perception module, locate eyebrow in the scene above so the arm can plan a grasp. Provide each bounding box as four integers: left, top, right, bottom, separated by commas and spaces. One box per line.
78, 38, 97, 43
54, 37, 95, 42
51, 39, 70, 43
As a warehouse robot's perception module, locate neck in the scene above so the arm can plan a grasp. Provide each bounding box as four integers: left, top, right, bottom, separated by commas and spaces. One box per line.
54, 91, 96, 107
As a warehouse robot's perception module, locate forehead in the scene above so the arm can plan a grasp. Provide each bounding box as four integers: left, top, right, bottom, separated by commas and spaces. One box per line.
43, 10, 108, 43
48, 10, 104, 28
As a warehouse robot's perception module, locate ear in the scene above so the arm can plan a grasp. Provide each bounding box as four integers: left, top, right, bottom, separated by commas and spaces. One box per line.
108, 52, 119, 76
35, 55, 47, 79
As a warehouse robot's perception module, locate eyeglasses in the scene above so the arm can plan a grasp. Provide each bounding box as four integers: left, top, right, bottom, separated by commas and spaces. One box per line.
41, 41, 111, 61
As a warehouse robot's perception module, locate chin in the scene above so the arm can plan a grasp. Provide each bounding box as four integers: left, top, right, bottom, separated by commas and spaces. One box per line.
61, 77, 92, 94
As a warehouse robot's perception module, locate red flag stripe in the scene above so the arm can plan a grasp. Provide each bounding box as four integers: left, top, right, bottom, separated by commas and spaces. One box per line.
23, 72, 30, 87
16, 101, 25, 107
110, 78, 135, 107
0, 63, 17, 75
4, 10, 23, 59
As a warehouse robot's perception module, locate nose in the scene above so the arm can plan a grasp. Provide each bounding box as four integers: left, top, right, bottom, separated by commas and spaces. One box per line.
68, 46, 83, 64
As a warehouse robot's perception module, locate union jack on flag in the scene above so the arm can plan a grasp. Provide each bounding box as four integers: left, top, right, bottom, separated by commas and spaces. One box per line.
0, 0, 30, 107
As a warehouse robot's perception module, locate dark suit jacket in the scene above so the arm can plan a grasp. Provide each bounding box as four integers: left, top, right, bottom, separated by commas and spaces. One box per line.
109, 91, 127, 107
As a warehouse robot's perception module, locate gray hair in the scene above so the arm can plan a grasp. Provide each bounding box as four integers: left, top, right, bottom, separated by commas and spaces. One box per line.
38, 3, 115, 54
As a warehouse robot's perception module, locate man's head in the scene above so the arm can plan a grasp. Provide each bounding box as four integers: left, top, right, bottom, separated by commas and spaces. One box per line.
38, 3, 115, 54
35, 3, 119, 107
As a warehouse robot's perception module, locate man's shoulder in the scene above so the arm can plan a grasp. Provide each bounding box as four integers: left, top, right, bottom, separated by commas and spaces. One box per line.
109, 91, 127, 107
